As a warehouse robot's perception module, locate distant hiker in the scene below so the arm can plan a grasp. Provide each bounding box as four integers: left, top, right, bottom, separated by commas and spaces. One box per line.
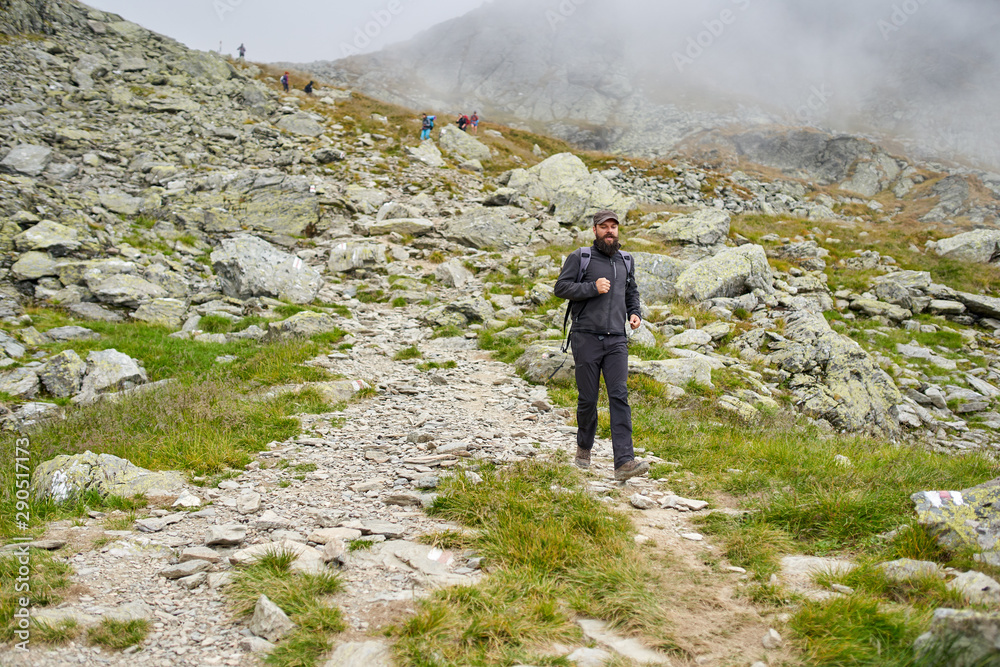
457, 114, 470, 132
237, 43, 246, 60
554, 210, 648, 482
420, 113, 435, 141
280, 72, 289, 92
470, 111, 479, 134
304, 81, 314, 95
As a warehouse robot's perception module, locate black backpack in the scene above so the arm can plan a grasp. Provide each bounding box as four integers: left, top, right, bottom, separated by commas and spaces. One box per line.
560, 247, 635, 337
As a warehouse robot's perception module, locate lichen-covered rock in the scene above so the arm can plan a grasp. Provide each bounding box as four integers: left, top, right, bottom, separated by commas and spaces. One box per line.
275, 113, 323, 137
0, 143, 52, 176
211, 235, 322, 304
766, 310, 902, 437
630, 251, 690, 304
75, 349, 148, 402
505, 153, 635, 226
38, 349, 87, 398
31, 450, 185, 501
10, 251, 59, 281
849, 298, 911, 322
443, 207, 534, 249
434, 259, 474, 288
934, 229, 1000, 264
629, 358, 713, 388
911, 478, 1000, 553
264, 311, 339, 341
439, 125, 491, 162
131, 298, 188, 328
646, 208, 730, 250
914, 609, 1000, 667
90, 274, 168, 308
13, 220, 80, 255
327, 241, 387, 273
675, 244, 774, 302
405, 141, 445, 167
515, 342, 575, 384
366, 218, 434, 237
0, 367, 40, 399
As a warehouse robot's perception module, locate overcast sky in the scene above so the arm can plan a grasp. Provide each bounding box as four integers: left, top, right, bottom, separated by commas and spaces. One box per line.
84, 0, 489, 63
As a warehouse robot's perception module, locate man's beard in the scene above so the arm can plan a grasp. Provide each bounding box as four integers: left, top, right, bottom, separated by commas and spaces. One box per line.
595, 236, 621, 256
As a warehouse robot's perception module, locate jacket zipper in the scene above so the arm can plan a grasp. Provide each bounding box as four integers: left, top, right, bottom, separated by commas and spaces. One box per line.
608, 256, 617, 334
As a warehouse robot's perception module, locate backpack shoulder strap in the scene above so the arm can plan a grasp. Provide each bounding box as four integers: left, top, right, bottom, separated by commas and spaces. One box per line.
576, 247, 591, 284
619, 250, 633, 277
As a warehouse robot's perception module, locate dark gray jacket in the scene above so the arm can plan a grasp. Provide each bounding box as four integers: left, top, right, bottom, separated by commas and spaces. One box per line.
554, 244, 641, 336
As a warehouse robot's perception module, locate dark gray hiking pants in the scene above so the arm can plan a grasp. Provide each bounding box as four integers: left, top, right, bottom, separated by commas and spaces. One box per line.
571, 332, 634, 469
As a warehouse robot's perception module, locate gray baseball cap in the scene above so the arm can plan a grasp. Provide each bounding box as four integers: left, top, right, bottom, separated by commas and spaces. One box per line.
592, 210, 620, 226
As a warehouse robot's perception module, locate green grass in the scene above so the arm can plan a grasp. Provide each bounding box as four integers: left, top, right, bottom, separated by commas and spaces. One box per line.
0, 375, 334, 537
228, 548, 345, 667
393, 345, 422, 361
87, 618, 149, 650
416, 360, 458, 371
1, 549, 73, 641
392, 461, 677, 666
33, 618, 82, 644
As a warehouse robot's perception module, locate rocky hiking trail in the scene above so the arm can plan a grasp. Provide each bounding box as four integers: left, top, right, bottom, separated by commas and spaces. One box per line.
3, 300, 796, 667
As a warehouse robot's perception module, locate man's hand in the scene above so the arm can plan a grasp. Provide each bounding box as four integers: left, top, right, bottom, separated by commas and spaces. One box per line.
629, 314, 641, 330
595, 277, 610, 294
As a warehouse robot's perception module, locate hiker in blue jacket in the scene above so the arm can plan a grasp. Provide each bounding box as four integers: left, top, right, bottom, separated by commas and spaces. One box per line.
420, 113, 436, 141
554, 210, 648, 482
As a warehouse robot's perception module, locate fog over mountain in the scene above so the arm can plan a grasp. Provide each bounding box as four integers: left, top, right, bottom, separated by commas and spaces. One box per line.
301, 0, 1000, 170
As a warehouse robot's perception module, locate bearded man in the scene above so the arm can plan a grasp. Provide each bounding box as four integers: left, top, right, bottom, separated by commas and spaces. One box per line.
554, 210, 648, 481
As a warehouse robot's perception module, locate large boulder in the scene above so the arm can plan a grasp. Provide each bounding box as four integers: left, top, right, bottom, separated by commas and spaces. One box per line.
765, 310, 902, 437
505, 153, 635, 226
405, 141, 445, 167
629, 358, 713, 388
630, 251, 690, 304
90, 274, 168, 309
644, 209, 730, 257
31, 451, 185, 502
443, 207, 534, 249
264, 311, 339, 341
13, 220, 81, 255
515, 342, 575, 384
0, 144, 52, 176
275, 113, 324, 137
131, 298, 188, 329
0, 367, 40, 399
327, 241, 387, 273
366, 218, 434, 237
675, 245, 774, 302
75, 349, 148, 402
914, 609, 1000, 667
911, 478, 1000, 555
439, 125, 491, 162
933, 230, 1000, 264
10, 251, 59, 281
212, 235, 322, 304
38, 349, 87, 398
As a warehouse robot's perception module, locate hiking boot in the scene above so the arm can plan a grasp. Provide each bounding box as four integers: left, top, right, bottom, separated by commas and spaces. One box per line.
574, 447, 591, 469
614, 459, 649, 481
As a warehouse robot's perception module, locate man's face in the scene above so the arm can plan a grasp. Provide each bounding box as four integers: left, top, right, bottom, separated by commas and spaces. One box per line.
594, 220, 619, 244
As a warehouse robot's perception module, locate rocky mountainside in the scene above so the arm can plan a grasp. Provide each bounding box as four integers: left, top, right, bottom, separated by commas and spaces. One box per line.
302, 0, 1000, 176
4, 0, 1000, 665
